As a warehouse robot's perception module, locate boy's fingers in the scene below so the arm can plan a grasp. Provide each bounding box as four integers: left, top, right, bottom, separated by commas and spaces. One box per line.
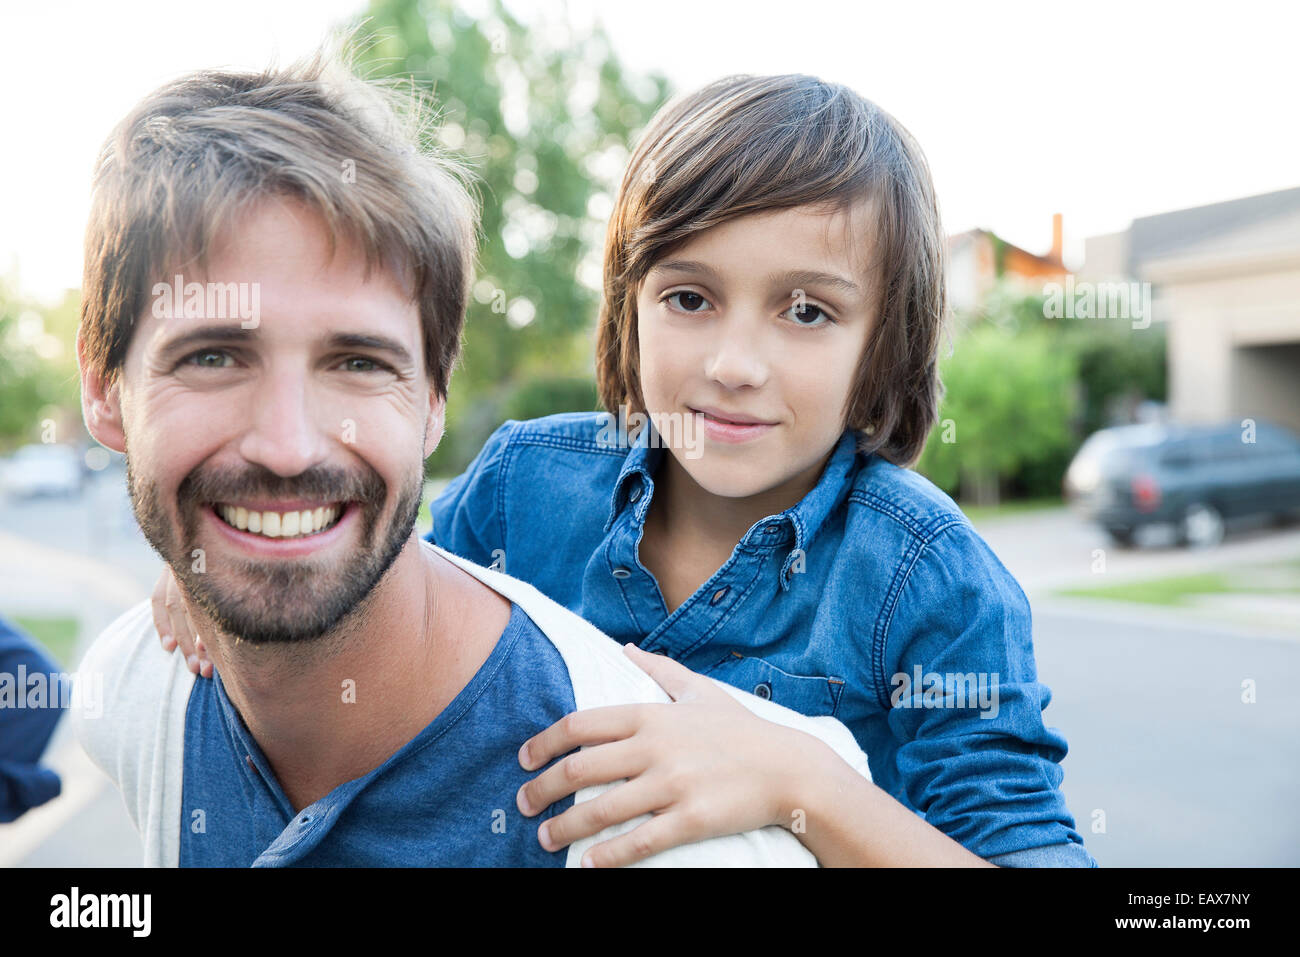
163, 569, 205, 674
151, 572, 176, 652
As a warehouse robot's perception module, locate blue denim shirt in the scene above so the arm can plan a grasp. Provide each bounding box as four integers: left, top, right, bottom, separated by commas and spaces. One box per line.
428, 412, 1097, 867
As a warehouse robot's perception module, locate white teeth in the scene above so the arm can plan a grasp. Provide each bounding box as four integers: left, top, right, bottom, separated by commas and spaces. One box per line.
216, 504, 343, 539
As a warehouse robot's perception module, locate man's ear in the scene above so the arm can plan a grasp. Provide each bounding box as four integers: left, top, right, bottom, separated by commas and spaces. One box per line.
77, 330, 127, 454
423, 388, 446, 459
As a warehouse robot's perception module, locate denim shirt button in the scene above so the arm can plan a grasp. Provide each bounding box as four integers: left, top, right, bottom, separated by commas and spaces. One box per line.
628, 485, 643, 504
611, 567, 632, 579
754, 682, 772, 700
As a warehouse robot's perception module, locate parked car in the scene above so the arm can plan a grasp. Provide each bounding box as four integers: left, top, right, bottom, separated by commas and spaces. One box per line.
0, 444, 85, 498
1063, 420, 1300, 547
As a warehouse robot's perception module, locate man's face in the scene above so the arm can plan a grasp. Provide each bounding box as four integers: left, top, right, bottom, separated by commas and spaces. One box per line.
99, 197, 441, 644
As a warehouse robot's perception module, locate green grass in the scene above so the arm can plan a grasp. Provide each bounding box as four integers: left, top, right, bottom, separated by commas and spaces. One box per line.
10, 615, 80, 669
1056, 559, 1300, 607
961, 496, 1063, 525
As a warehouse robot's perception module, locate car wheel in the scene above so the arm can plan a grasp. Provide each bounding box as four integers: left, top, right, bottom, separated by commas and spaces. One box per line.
1178, 502, 1224, 548
1104, 526, 1136, 548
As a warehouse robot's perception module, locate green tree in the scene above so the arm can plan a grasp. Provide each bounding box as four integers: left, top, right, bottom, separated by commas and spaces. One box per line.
350, 0, 670, 475
917, 323, 1078, 506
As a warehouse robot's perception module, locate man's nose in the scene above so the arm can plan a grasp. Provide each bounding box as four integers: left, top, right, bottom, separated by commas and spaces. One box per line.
237, 369, 333, 477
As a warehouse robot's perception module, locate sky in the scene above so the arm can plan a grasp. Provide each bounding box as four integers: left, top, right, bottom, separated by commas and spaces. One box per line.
1, 0, 1296, 303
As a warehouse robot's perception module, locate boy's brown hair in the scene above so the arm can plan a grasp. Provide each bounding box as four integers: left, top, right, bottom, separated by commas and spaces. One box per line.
78, 41, 478, 400
596, 74, 947, 468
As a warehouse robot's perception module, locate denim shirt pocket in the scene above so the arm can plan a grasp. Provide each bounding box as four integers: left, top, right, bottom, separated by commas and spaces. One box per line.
704, 651, 845, 718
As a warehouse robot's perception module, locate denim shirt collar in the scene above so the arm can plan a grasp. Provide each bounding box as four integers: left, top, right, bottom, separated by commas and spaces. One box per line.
606, 427, 862, 591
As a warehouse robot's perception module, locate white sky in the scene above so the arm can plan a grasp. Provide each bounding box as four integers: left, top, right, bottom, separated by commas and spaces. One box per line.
2, 0, 1297, 303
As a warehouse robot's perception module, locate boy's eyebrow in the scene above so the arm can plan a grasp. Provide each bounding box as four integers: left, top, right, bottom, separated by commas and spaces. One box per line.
650, 259, 863, 297
155, 325, 416, 367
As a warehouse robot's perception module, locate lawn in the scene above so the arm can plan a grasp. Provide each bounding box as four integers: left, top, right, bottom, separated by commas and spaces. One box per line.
10, 615, 80, 669
1055, 559, 1300, 607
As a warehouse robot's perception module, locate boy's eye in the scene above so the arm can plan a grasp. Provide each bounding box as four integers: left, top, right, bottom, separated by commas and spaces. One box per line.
665, 291, 711, 313
786, 302, 834, 327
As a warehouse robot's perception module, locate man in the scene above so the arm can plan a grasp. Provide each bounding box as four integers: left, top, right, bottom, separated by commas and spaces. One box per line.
71, 47, 868, 866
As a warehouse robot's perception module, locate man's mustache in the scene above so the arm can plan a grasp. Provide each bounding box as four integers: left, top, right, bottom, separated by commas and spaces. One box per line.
175, 462, 388, 511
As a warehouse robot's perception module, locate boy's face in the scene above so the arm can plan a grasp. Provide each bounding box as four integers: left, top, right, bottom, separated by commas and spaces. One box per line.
635, 202, 878, 502
79, 196, 444, 644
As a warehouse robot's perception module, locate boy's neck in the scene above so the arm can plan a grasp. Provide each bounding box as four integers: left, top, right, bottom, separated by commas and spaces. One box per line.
199, 539, 509, 812
650, 447, 833, 548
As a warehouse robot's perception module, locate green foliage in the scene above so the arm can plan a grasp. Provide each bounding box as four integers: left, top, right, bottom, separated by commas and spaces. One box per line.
921, 281, 1168, 503
350, 0, 669, 476
918, 323, 1077, 504
0, 284, 82, 451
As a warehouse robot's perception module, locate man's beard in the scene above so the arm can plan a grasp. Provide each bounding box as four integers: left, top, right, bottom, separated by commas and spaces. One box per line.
127, 452, 424, 645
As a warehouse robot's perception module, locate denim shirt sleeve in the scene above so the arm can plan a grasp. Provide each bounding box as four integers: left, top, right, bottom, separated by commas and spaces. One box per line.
882, 521, 1095, 866
425, 420, 517, 566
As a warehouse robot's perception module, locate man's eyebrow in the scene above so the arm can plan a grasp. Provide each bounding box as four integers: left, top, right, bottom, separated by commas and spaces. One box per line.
156, 324, 257, 359
326, 333, 417, 367
649, 260, 863, 297
155, 326, 418, 367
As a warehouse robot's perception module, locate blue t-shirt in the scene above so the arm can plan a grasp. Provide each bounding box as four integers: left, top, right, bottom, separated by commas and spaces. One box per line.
427, 412, 1097, 867
179, 602, 574, 866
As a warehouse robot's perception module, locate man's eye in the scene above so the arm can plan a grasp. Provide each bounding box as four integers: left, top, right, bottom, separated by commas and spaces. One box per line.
339, 356, 391, 373
186, 350, 234, 368
665, 291, 711, 313
786, 302, 834, 327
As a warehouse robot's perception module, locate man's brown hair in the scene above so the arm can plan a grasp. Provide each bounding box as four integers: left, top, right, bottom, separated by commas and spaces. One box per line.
595, 74, 947, 468
78, 41, 478, 399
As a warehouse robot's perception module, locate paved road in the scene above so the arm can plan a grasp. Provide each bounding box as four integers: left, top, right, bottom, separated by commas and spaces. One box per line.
1031, 599, 1299, 866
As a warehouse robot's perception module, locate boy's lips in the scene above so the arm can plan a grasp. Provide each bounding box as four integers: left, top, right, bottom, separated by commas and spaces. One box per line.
690, 406, 777, 444
690, 406, 777, 426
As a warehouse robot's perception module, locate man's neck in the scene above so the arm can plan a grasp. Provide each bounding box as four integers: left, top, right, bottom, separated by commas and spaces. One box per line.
198, 538, 510, 812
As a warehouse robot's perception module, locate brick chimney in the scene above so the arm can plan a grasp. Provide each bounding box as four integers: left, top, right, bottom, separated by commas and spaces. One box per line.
1050, 213, 1064, 266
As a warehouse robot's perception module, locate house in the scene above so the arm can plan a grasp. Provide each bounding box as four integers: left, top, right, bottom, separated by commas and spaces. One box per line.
946, 214, 1068, 314
1082, 186, 1300, 435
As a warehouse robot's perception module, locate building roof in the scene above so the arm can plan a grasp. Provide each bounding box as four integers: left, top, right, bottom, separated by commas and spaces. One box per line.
1127, 185, 1300, 273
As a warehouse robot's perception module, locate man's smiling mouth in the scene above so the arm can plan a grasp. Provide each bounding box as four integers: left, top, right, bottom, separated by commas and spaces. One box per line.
212, 503, 347, 539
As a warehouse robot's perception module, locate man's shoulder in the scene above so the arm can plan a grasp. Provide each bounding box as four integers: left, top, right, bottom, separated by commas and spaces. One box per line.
429, 541, 871, 867
72, 596, 193, 867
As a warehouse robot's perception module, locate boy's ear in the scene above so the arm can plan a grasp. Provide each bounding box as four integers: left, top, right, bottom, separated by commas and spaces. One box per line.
77, 330, 127, 454
422, 387, 446, 459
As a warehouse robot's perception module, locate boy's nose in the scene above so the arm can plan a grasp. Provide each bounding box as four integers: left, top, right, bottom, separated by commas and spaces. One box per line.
705, 326, 770, 391
237, 371, 333, 477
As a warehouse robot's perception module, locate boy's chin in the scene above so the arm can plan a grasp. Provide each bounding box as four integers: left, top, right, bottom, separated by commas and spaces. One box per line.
676, 459, 784, 501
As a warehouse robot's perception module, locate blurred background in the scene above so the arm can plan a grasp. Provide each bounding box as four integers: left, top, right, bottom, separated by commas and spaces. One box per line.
1, 0, 1297, 866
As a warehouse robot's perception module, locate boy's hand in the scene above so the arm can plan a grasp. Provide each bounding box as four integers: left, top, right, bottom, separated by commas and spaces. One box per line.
150, 566, 212, 678
515, 643, 812, 867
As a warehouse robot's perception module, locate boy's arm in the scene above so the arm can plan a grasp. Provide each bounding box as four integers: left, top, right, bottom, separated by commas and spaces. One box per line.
72, 600, 194, 867
882, 521, 1097, 867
